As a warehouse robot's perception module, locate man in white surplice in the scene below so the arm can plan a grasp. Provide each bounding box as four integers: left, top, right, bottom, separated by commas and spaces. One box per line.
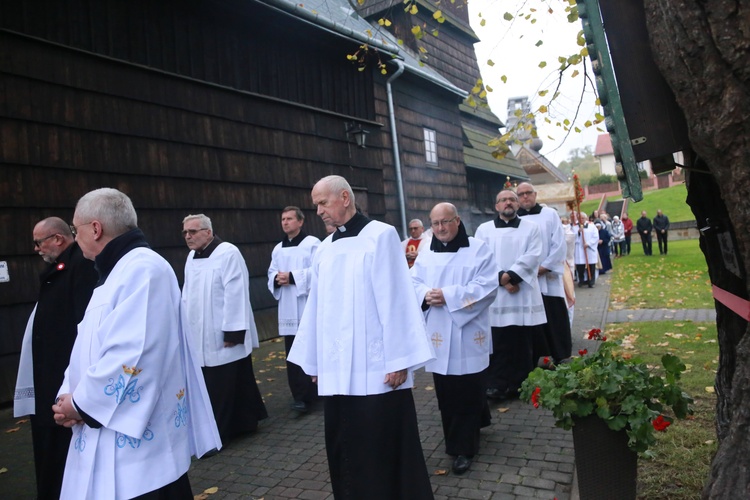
287, 175, 435, 500
575, 213, 600, 287
516, 182, 572, 363
474, 189, 546, 402
52, 188, 220, 499
267, 206, 320, 413
181, 214, 267, 445
411, 202, 497, 475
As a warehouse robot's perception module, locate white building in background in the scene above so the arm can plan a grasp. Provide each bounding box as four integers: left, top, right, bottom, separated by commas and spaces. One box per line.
594, 134, 653, 177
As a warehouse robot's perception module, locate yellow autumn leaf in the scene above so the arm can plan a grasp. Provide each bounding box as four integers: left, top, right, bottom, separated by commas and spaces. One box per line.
480, 19, 486, 26
486, 85, 493, 92
503, 12, 513, 20
538, 61, 547, 68
497, 407, 509, 413
424, 385, 434, 391
409, 3, 418, 14
500, 75, 507, 83
705, 386, 715, 393
411, 25, 421, 35
204, 487, 219, 494
538, 105, 548, 113
487, 59, 494, 67
433, 10, 442, 20
0, 468, 7, 474
434, 469, 449, 475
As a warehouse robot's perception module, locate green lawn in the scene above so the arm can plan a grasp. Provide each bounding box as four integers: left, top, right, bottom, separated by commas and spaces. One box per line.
610, 239, 713, 310
604, 321, 718, 499
579, 184, 694, 222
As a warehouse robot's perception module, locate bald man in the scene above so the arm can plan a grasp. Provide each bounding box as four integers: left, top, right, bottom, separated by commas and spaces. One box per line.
14, 217, 98, 500
402, 218, 429, 268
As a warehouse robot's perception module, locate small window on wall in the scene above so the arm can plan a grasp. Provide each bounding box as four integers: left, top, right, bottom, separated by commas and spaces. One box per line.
424, 128, 438, 165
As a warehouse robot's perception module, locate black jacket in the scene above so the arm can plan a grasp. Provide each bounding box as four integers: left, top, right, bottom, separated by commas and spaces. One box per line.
32, 242, 98, 425
636, 216, 653, 234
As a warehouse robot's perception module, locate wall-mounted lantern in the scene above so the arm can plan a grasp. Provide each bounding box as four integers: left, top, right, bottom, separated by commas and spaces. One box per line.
345, 122, 370, 149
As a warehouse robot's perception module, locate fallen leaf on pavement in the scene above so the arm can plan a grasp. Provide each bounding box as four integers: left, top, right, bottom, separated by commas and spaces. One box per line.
0, 468, 7, 474
15, 419, 29, 425
5, 428, 20, 434
497, 407, 509, 413
433, 469, 448, 475
705, 387, 715, 393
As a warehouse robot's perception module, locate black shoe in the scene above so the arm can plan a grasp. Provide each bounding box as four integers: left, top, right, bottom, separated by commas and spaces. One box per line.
291, 401, 310, 413
200, 448, 220, 459
452, 455, 473, 475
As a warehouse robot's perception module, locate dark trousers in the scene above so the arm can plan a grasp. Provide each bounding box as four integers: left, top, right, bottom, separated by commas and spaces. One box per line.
624, 234, 631, 254
538, 295, 572, 362
656, 230, 668, 254
202, 354, 268, 444
576, 264, 596, 286
641, 233, 653, 255
285, 335, 317, 403
30, 416, 71, 500
324, 391, 433, 500
614, 241, 626, 256
483, 325, 536, 394
433, 372, 491, 457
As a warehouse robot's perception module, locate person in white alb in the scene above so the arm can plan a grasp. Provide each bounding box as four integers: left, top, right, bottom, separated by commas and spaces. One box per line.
474, 189, 546, 402
268, 206, 320, 413
52, 188, 220, 499
288, 175, 435, 500
411, 202, 497, 475
181, 214, 267, 445
516, 182, 572, 363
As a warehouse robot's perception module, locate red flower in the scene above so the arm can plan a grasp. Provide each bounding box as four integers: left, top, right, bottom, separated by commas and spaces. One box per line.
587, 328, 603, 340
578, 349, 588, 356
531, 387, 541, 408
602, 336, 607, 341
652, 415, 671, 431
543, 356, 550, 365
56, 263, 66, 271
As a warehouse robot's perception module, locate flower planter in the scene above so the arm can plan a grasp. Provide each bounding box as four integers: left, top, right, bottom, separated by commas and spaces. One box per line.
572, 415, 637, 500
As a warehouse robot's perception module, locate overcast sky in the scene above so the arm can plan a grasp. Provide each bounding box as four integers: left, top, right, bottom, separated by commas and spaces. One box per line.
467, 0, 602, 165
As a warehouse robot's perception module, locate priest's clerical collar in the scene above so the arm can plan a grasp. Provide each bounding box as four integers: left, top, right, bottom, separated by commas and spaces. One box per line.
430, 221, 470, 253
517, 204, 542, 216
494, 215, 521, 229
332, 212, 371, 241
194, 235, 222, 259
282, 231, 308, 248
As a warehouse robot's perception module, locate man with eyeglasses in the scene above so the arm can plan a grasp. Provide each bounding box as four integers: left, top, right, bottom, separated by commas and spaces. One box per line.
516, 182, 572, 364
267, 206, 320, 413
402, 218, 429, 268
51, 189, 220, 498
474, 189, 546, 402
411, 203, 497, 475
181, 214, 267, 446
14, 217, 97, 500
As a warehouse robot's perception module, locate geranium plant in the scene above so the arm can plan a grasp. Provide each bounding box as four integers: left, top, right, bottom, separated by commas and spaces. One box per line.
520, 338, 693, 454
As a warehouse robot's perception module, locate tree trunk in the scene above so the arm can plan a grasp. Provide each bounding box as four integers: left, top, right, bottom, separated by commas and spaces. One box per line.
642, 1, 750, 497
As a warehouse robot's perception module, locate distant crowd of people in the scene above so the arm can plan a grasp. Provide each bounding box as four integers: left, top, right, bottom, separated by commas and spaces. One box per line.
13, 176, 671, 499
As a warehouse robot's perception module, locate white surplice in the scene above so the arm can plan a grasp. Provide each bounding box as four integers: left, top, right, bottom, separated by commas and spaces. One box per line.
13, 305, 37, 416
182, 242, 258, 367
574, 223, 599, 264
267, 235, 320, 336
474, 218, 547, 327
287, 221, 435, 396
410, 238, 497, 375
59, 248, 220, 500
519, 206, 567, 298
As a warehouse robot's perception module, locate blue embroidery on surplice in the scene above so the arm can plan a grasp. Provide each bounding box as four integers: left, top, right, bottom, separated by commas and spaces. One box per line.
104, 374, 143, 404
74, 426, 86, 452
115, 424, 154, 449
174, 399, 188, 428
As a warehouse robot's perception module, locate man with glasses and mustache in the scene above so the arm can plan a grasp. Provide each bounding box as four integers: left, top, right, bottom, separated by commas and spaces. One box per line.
181, 214, 267, 447
474, 190, 545, 403
14, 217, 97, 500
